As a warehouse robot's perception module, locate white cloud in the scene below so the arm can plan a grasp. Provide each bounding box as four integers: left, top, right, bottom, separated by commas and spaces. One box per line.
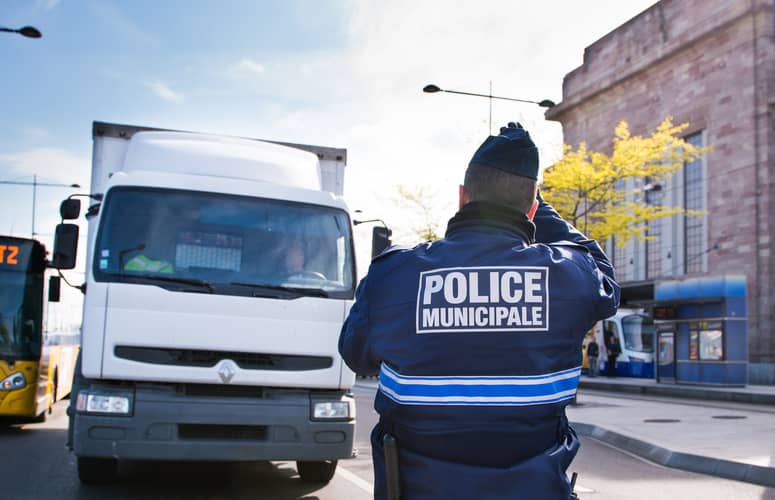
34, 0, 60, 11
0, 148, 89, 187
89, 2, 157, 47
230, 58, 266, 78
331, 0, 655, 227
0, 148, 88, 243
145, 81, 184, 103
22, 127, 51, 140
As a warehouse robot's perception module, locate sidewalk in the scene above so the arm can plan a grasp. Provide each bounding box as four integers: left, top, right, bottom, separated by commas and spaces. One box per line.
579, 375, 775, 405
570, 376, 775, 488
355, 376, 775, 488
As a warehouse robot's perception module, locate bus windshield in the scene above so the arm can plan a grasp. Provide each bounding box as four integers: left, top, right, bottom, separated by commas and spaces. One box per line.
0, 238, 45, 360
94, 187, 356, 299
621, 314, 656, 353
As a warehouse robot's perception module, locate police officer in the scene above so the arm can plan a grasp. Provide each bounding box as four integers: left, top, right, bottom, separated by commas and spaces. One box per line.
339, 123, 620, 500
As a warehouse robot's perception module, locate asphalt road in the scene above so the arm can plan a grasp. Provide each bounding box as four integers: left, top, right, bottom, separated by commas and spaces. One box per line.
0, 384, 772, 499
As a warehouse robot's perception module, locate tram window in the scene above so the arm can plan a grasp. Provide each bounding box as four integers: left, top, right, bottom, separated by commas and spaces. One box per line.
621, 314, 655, 353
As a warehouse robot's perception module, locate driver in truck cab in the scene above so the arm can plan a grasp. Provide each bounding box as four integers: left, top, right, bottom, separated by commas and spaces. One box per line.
122, 216, 175, 274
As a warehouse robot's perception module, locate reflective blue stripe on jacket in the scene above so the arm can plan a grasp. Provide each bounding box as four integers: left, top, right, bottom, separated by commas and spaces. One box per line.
340, 198, 620, 500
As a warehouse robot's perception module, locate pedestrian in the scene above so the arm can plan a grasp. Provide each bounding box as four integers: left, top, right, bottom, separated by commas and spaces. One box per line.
586, 338, 600, 377
339, 123, 620, 500
607, 335, 621, 377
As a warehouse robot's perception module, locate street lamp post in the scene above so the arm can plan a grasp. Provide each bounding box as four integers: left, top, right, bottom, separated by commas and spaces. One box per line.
0, 26, 42, 38
0, 176, 80, 237
423, 83, 555, 134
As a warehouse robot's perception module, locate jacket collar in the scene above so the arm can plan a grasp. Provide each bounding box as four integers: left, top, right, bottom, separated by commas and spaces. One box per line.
445, 201, 536, 243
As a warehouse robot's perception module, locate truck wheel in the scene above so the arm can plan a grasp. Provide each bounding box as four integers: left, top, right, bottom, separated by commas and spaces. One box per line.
296, 460, 337, 483
78, 457, 118, 484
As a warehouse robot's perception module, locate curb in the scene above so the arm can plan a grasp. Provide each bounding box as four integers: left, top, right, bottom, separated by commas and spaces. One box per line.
571, 421, 775, 488
578, 380, 775, 405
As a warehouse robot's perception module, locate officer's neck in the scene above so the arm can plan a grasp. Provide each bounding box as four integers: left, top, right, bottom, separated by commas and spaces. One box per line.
446, 201, 536, 242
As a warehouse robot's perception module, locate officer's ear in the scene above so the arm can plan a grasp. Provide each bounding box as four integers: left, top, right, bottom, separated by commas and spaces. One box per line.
459, 185, 470, 210
527, 199, 539, 220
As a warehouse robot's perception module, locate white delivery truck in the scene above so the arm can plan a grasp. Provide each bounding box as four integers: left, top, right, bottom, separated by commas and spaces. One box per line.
54, 122, 383, 484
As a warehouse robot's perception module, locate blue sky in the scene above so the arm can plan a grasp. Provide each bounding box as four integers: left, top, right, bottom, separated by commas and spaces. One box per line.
1, 0, 656, 264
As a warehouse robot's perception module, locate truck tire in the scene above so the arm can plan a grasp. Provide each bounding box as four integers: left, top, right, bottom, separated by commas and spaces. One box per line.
296, 460, 337, 483
78, 457, 118, 484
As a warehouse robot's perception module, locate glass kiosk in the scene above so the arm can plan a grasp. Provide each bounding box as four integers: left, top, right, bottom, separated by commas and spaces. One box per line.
653, 275, 747, 386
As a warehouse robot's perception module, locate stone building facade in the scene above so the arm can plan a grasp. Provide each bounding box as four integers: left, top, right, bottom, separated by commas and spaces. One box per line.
545, 0, 774, 383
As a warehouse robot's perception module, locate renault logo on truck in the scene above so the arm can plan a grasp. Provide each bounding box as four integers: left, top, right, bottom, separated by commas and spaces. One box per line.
217, 360, 238, 384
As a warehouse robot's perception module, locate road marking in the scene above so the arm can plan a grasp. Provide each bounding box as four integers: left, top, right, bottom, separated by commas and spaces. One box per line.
337, 465, 373, 494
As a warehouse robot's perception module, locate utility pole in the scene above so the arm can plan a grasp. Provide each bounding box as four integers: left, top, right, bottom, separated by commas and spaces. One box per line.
0, 175, 81, 237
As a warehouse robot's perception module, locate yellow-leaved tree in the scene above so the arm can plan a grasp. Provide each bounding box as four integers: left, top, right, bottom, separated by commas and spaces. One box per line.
394, 184, 443, 242
541, 117, 710, 244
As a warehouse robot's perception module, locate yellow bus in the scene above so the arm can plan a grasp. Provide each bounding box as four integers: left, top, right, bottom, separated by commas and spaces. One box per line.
0, 236, 81, 423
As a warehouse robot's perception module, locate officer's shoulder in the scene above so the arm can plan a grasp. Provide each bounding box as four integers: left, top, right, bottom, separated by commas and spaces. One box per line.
532, 240, 597, 269
371, 244, 416, 263
531, 240, 588, 258
369, 242, 431, 273
545, 240, 590, 252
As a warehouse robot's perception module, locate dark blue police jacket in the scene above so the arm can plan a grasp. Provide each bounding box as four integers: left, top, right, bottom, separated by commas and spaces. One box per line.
340, 198, 620, 500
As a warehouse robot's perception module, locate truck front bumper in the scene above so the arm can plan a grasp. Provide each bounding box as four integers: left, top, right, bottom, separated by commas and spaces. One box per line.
71, 384, 355, 462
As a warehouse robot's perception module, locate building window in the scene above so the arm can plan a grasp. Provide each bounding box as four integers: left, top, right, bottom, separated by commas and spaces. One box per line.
645, 178, 662, 279
684, 132, 706, 274
611, 236, 628, 281
611, 180, 629, 279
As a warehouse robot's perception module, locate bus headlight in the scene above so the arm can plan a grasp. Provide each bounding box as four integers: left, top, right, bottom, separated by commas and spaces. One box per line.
76, 389, 133, 416
0, 372, 26, 391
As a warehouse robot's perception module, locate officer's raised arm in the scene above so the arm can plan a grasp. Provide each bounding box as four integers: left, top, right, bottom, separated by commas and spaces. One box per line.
533, 190, 620, 318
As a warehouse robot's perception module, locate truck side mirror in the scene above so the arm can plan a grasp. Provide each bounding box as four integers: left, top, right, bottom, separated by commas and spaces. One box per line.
60, 199, 81, 220
371, 226, 393, 259
52, 223, 79, 269
48, 276, 61, 302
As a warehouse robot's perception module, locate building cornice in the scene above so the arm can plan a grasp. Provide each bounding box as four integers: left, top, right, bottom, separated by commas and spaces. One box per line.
546, 0, 771, 122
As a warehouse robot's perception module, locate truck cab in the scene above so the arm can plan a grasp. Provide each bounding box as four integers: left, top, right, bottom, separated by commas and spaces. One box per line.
63, 122, 367, 484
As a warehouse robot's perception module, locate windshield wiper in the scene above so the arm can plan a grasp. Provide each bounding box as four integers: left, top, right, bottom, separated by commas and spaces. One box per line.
228, 282, 329, 298
123, 274, 215, 293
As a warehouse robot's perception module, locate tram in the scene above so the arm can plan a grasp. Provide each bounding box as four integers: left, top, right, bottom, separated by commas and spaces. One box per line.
584, 308, 656, 378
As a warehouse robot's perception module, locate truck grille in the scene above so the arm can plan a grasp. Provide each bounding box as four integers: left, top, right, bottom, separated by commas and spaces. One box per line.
178, 424, 268, 441
114, 346, 333, 371
182, 384, 263, 398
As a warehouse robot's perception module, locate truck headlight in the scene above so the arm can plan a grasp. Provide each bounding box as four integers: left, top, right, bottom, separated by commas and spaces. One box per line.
0, 372, 26, 391
312, 397, 354, 421
76, 389, 133, 416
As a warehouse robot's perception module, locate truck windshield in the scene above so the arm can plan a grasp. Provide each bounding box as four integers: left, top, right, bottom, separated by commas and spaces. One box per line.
93, 187, 356, 299
0, 238, 44, 360
621, 314, 655, 353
